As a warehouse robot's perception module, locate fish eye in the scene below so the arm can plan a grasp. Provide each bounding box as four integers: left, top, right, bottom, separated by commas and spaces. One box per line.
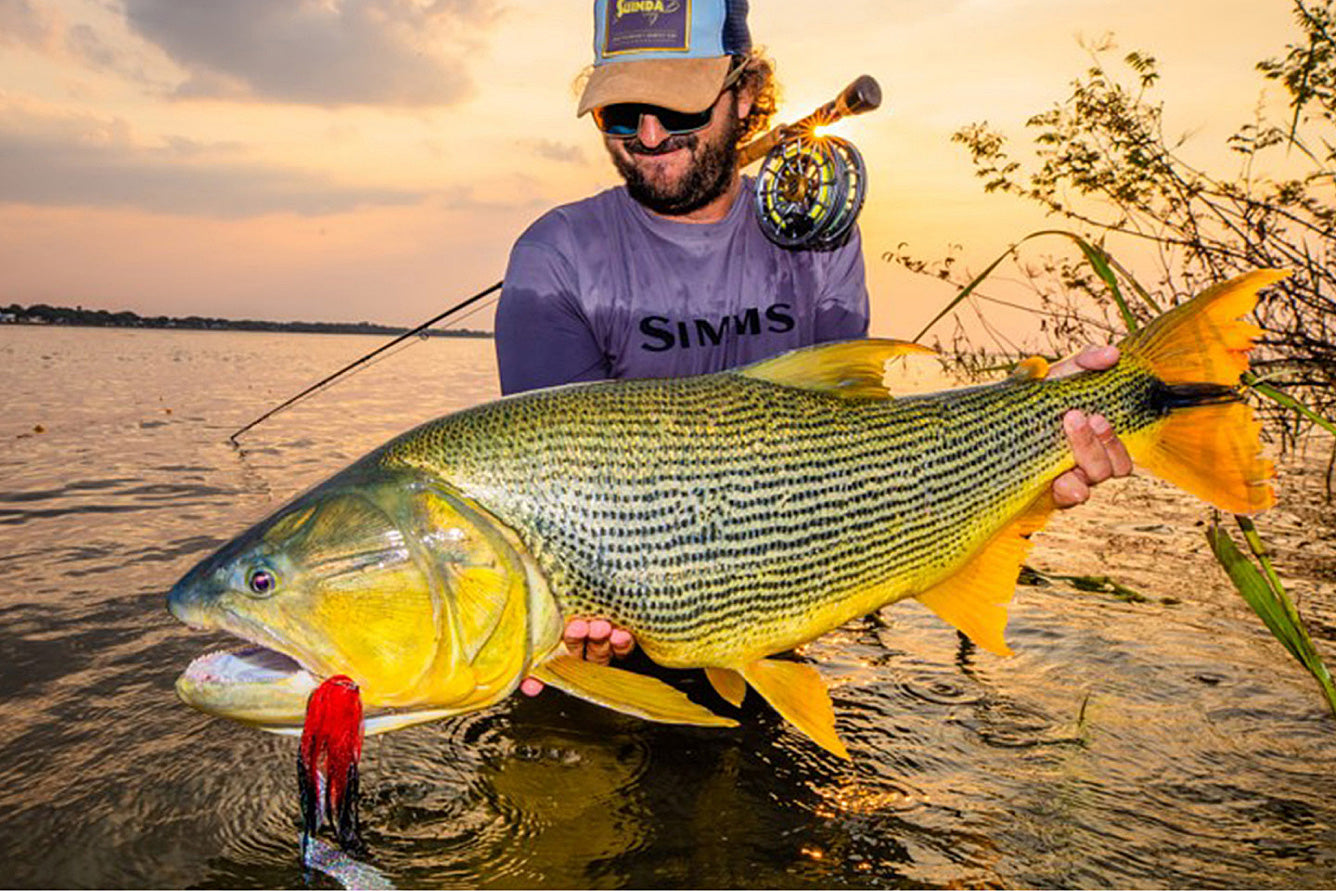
246, 567, 278, 597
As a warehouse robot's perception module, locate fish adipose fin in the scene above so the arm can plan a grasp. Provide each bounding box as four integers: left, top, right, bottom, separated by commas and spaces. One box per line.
916, 494, 1055, 657
740, 658, 850, 760
1009, 355, 1050, 381
705, 667, 747, 707
1120, 269, 1289, 515
530, 654, 738, 727
737, 340, 935, 399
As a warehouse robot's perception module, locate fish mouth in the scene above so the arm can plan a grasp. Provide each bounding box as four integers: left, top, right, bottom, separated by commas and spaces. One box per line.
173, 622, 465, 738
169, 567, 327, 731
174, 632, 323, 734
180, 644, 316, 688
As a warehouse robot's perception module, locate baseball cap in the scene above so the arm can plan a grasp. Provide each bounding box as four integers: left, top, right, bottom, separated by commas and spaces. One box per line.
577, 0, 753, 117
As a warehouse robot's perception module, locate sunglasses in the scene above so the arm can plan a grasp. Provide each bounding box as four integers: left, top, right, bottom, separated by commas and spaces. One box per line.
592, 102, 716, 138
593, 59, 747, 138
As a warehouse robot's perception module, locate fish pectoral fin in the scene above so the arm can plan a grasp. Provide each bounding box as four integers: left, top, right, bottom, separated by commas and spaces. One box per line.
531, 655, 738, 728
740, 659, 850, 760
915, 494, 1055, 657
736, 339, 934, 399
705, 667, 747, 707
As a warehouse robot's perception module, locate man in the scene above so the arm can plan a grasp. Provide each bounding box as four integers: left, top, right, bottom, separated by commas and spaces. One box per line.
495, 0, 863, 394
495, 0, 1129, 680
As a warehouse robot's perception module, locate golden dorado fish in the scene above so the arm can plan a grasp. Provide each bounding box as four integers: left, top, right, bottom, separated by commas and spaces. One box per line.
169, 270, 1284, 759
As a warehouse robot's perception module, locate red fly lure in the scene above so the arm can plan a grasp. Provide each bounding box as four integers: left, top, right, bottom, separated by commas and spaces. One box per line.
298, 675, 364, 856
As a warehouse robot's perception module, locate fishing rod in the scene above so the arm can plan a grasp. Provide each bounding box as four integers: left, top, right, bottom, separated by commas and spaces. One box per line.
738, 74, 883, 168
227, 280, 500, 444
229, 75, 884, 443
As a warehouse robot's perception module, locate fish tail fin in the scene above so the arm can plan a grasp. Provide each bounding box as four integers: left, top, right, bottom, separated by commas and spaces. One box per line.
1119, 269, 1288, 515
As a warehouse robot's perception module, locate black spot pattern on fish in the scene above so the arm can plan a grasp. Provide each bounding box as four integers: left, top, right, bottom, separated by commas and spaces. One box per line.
372, 364, 1164, 665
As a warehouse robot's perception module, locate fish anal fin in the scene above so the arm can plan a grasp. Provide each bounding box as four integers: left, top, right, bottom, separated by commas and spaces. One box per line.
740, 659, 850, 760
737, 339, 935, 399
531, 655, 737, 728
705, 667, 747, 707
916, 495, 1055, 657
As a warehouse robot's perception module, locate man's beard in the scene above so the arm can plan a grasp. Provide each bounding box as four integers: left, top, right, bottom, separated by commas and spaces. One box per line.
608, 99, 741, 217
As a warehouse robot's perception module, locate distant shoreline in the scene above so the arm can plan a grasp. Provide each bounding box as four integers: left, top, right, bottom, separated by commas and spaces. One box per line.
0, 303, 492, 338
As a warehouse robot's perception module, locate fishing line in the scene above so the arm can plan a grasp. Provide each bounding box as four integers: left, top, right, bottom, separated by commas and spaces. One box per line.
228, 281, 501, 444
440, 299, 498, 331
229, 335, 429, 469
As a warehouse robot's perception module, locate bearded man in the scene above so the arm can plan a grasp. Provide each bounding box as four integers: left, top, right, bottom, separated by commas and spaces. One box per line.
495, 1, 865, 394
495, 0, 1130, 676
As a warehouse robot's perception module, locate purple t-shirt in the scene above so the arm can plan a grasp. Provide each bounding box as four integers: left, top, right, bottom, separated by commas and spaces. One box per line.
494, 180, 870, 395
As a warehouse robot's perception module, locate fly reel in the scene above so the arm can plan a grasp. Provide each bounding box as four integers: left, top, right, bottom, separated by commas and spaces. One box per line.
743, 74, 881, 250
753, 133, 868, 250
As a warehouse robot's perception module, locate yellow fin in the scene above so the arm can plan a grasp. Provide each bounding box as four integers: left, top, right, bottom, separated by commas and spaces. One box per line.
737, 339, 935, 399
740, 659, 850, 760
531, 655, 737, 728
1129, 402, 1276, 515
705, 667, 747, 707
1009, 355, 1050, 381
916, 495, 1055, 657
1121, 269, 1288, 385
449, 566, 511, 661
1115, 269, 1286, 515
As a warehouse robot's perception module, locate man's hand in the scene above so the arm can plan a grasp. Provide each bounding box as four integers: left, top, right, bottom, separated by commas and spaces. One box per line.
1048, 346, 1133, 508
562, 618, 636, 664
519, 618, 637, 697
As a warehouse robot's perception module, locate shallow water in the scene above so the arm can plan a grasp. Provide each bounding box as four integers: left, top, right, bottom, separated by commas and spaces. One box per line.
2, 325, 1334, 889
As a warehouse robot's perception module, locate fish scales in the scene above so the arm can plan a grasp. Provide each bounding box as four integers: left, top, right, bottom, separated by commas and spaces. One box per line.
377, 362, 1161, 665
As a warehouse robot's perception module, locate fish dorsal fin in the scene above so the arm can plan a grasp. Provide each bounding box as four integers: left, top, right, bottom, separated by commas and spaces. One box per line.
705, 667, 747, 707
915, 494, 1055, 656
530, 654, 737, 727
740, 659, 850, 759
737, 339, 935, 399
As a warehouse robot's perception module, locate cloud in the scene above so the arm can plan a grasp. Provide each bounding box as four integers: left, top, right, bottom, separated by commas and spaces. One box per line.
120, 0, 496, 107
524, 138, 586, 165
0, 1, 166, 89
0, 104, 426, 217
0, 0, 58, 50
63, 19, 167, 87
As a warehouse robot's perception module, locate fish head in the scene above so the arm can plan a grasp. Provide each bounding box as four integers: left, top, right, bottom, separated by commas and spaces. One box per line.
169, 464, 561, 734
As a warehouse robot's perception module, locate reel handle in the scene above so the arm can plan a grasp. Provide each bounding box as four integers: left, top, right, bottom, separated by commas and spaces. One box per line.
831, 75, 882, 120
737, 75, 883, 168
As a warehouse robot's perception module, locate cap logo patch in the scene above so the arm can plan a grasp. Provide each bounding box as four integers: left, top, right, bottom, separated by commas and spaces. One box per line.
604, 0, 689, 55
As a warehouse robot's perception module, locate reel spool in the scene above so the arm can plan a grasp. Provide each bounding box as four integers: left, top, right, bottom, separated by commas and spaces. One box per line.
754, 133, 868, 250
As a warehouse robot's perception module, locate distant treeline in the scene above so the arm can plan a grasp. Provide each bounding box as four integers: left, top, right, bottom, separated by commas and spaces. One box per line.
0, 302, 491, 338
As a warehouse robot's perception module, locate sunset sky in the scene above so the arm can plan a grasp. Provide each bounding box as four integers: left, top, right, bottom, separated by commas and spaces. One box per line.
0, 0, 1301, 339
